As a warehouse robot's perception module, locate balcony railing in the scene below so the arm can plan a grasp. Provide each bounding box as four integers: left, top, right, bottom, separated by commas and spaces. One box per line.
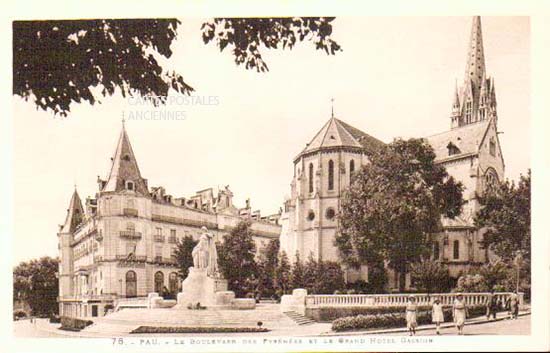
123, 208, 139, 217
116, 254, 147, 262
154, 235, 165, 243
152, 256, 177, 265
120, 230, 142, 239
168, 236, 177, 244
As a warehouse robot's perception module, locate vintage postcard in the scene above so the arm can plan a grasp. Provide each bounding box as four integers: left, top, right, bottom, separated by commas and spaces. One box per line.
2, 1, 549, 352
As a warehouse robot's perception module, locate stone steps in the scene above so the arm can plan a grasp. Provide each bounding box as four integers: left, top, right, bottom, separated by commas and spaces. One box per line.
283, 311, 316, 325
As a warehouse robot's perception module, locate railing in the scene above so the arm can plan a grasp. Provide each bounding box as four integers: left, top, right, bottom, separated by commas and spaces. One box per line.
116, 255, 147, 262
152, 256, 177, 265
154, 235, 165, 243
119, 230, 142, 239
305, 292, 524, 308
151, 214, 218, 229
123, 208, 139, 217
168, 236, 177, 244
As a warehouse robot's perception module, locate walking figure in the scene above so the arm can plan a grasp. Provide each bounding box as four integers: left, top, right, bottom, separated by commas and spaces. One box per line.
485, 290, 498, 320
453, 293, 467, 335
509, 292, 519, 320
431, 297, 444, 335
406, 295, 418, 336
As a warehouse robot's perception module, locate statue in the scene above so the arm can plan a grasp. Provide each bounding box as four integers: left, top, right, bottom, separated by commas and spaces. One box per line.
191, 227, 219, 277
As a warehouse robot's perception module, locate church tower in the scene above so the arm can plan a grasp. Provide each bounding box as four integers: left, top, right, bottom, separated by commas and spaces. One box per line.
451, 16, 498, 129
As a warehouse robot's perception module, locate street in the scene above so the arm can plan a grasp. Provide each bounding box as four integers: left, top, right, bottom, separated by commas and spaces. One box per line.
381, 314, 531, 336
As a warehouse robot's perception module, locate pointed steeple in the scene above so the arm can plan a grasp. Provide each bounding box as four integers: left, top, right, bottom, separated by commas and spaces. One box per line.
61, 188, 84, 233
102, 122, 148, 195
451, 16, 497, 129
464, 16, 486, 89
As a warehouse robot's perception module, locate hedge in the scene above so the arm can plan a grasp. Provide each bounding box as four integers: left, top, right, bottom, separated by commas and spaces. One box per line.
307, 305, 437, 322
332, 305, 487, 332
59, 316, 93, 331
131, 326, 269, 334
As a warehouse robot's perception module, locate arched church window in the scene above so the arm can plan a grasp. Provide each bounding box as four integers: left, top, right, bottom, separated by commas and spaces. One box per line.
308, 163, 314, 193
485, 168, 499, 193
350, 160, 355, 176
328, 160, 334, 190
453, 240, 460, 260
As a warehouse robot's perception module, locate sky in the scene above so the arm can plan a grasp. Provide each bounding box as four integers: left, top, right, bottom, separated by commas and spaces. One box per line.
12, 16, 530, 264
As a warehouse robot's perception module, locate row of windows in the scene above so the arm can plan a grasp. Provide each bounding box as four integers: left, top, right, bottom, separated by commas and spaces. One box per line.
306, 207, 336, 222
308, 159, 356, 193
125, 270, 179, 297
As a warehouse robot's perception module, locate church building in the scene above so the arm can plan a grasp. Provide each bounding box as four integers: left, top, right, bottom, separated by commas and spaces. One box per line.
279, 16, 505, 289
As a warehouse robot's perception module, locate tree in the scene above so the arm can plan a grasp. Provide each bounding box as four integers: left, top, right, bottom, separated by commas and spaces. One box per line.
256, 239, 280, 297
336, 138, 464, 291
217, 221, 258, 297
13, 18, 341, 116
273, 251, 292, 295
475, 170, 531, 262
410, 260, 452, 293
290, 252, 306, 290
301, 254, 346, 294
13, 257, 59, 317
455, 274, 489, 293
173, 235, 198, 279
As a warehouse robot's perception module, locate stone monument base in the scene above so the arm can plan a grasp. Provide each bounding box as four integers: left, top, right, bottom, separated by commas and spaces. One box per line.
174, 267, 232, 308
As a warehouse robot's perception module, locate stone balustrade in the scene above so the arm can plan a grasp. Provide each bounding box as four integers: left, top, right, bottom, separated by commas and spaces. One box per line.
305, 292, 524, 308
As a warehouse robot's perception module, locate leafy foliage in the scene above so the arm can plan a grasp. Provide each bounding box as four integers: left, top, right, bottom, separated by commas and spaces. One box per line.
13, 257, 59, 317
201, 17, 341, 72
13, 19, 191, 116
290, 252, 307, 290
476, 170, 531, 262
273, 251, 292, 295
173, 235, 198, 279
455, 274, 489, 293
410, 260, 452, 293
336, 138, 464, 291
256, 239, 280, 297
217, 221, 258, 297
301, 254, 346, 294
14, 18, 341, 116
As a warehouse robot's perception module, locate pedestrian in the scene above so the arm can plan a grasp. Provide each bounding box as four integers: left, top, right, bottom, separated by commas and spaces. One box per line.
452, 293, 467, 335
431, 297, 444, 335
406, 295, 418, 336
485, 290, 498, 320
510, 291, 519, 320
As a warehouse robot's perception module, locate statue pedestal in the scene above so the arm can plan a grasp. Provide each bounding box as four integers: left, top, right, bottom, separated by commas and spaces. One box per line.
175, 267, 230, 308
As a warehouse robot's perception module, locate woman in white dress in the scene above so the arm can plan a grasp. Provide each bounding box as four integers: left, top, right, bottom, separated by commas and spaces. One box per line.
432, 297, 445, 335
406, 295, 418, 336
453, 293, 467, 335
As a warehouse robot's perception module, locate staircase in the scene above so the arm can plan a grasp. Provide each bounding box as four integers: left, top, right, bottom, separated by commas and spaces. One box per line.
283, 311, 315, 325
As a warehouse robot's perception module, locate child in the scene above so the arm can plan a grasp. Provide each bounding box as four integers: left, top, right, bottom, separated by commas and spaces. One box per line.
432, 297, 444, 335
406, 295, 418, 336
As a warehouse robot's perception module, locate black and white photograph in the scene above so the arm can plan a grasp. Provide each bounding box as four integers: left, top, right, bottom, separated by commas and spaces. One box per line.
3, 1, 550, 352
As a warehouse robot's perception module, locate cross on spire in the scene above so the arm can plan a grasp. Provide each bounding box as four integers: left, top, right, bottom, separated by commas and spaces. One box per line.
331, 98, 335, 118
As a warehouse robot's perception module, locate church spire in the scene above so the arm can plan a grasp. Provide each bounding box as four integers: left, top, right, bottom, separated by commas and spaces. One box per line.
60, 188, 84, 233
451, 16, 497, 129
464, 16, 486, 89
102, 121, 148, 195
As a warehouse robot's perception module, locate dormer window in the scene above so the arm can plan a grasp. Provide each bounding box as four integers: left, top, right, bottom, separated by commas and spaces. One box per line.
126, 180, 135, 191
447, 142, 461, 156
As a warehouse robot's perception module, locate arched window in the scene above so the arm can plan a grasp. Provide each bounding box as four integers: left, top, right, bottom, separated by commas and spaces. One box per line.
453, 240, 460, 260
349, 160, 355, 175
169, 272, 178, 294
125, 270, 137, 298
154, 271, 164, 294
328, 160, 334, 190
308, 163, 314, 193
433, 241, 440, 260
485, 168, 499, 193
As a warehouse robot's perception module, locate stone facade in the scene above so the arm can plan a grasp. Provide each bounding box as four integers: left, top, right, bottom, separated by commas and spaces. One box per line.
279, 16, 505, 289
58, 124, 281, 318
